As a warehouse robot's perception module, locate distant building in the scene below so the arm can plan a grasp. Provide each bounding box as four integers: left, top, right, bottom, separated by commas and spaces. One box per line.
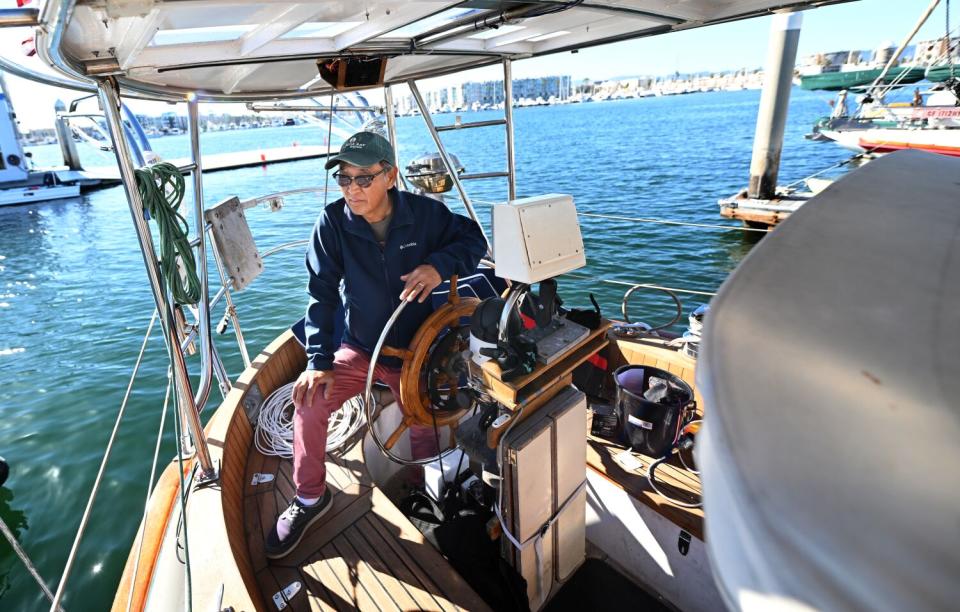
461, 80, 504, 106
160, 111, 186, 132
511, 76, 572, 101
461, 75, 572, 106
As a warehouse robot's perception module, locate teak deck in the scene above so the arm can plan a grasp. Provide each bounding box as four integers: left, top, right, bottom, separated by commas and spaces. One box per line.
245, 441, 490, 612
158, 329, 489, 612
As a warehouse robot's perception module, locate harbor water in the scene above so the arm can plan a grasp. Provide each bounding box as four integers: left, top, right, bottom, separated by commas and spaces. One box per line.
0, 88, 850, 610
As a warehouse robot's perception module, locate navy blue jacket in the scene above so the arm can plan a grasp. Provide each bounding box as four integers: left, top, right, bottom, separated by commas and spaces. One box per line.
304, 188, 487, 371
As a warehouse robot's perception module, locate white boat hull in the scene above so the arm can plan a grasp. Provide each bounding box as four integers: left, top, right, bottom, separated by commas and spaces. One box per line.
0, 183, 81, 206
586, 470, 723, 612
821, 127, 960, 157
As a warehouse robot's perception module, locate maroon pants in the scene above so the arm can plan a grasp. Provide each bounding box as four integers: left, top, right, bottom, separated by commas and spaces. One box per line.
293, 344, 437, 497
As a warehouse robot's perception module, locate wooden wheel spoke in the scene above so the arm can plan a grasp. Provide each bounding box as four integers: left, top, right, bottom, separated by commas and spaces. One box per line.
381, 345, 414, 361
382, 419, 409, 451
386, 289, 480, 435
447, 274, 459, 305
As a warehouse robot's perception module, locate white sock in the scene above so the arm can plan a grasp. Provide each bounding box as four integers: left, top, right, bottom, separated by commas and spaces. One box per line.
297, 495, 320, 506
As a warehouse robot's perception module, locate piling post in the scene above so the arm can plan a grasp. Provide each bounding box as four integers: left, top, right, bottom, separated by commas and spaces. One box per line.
748, 12, 802, 200
53, 100, 82, 170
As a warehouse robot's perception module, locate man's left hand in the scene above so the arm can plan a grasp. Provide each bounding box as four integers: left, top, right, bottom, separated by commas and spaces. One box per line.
399, 264, 442, 303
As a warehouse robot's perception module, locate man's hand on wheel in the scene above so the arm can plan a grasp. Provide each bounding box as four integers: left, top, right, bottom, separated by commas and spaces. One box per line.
399, 264, 442, 303
293, 369, 335, 410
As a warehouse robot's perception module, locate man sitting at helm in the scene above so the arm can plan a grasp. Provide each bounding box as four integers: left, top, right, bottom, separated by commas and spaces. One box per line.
266, 131, 487, 558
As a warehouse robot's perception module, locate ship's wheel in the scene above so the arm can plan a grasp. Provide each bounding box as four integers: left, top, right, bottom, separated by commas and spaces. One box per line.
365, 275, 480, 464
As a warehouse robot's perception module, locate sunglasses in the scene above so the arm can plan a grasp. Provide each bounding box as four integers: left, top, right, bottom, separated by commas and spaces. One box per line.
332, 167, 388, 188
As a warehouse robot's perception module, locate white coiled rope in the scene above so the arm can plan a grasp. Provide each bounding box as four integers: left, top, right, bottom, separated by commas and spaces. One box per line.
255, 382, 366, 457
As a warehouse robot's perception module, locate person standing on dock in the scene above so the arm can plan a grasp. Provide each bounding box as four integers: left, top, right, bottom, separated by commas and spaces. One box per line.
266, 131, 487, 558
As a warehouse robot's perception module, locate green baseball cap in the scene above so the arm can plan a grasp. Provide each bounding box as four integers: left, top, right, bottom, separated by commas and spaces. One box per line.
324, 131, 395, 170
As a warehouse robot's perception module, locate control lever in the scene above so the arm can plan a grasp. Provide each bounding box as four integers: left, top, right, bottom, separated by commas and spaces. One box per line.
480, 334, 537, 382
521, 279, 559, 328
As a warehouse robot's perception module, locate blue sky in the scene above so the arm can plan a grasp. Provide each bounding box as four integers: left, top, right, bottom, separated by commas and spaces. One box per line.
2, 0, 955, 128
492, 0, 955, 81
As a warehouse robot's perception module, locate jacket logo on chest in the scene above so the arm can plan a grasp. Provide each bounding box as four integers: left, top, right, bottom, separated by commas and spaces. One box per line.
399, 242, 418, 250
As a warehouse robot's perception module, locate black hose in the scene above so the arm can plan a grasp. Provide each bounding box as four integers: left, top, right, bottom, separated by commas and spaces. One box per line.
647, 453, 702, 509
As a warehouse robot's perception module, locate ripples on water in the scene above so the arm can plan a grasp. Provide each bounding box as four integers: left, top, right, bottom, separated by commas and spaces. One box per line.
0, 88, 849, 609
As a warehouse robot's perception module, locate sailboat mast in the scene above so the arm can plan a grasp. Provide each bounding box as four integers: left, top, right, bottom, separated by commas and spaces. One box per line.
868, 0, 941, 94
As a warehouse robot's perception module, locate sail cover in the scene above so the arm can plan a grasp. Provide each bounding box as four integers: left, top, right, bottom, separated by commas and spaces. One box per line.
697, 150, 960, 611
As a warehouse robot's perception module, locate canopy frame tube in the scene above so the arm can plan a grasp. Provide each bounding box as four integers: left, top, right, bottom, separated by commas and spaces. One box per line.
96, 77, 217, 481
407, 78, 493, 257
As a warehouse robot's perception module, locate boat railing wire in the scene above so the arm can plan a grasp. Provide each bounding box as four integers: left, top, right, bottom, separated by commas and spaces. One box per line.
0, 517, 64, 611
126, 366, 174, 612
577, 211, 768, 233
565, 274, 717, 297
49, 310, 158, 611
781, 154, 865, 190
241, 194, 739, 298
470, 197, 769, 233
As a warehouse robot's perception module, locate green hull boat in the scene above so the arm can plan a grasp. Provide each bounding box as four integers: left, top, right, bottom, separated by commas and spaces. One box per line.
800, 66, 927, 91
924, 64, 960, 82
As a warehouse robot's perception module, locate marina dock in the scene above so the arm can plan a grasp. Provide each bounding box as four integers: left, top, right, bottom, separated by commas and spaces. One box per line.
55, 144, 336, 190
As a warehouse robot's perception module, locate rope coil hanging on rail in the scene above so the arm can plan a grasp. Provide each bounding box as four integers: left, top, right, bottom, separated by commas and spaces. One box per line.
134, 162, 201, 305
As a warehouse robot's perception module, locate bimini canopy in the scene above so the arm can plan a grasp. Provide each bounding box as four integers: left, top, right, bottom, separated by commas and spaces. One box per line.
698, 150, 960, 611
32, 0, 852, 100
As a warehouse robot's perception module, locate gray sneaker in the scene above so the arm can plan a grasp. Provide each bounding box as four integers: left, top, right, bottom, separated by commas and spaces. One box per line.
265, 489, 333, 559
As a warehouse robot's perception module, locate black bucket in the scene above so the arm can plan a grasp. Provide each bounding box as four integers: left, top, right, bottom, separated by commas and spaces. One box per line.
615, 365, 694, 457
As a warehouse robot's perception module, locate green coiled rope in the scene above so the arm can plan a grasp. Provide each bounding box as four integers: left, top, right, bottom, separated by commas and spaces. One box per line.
134, 162, 201, 305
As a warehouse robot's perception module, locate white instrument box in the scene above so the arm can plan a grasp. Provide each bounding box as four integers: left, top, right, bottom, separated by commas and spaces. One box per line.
492, 194, 586, 283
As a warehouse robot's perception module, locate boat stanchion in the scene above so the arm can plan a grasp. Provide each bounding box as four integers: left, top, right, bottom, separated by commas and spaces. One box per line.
95, 77, 217, 483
